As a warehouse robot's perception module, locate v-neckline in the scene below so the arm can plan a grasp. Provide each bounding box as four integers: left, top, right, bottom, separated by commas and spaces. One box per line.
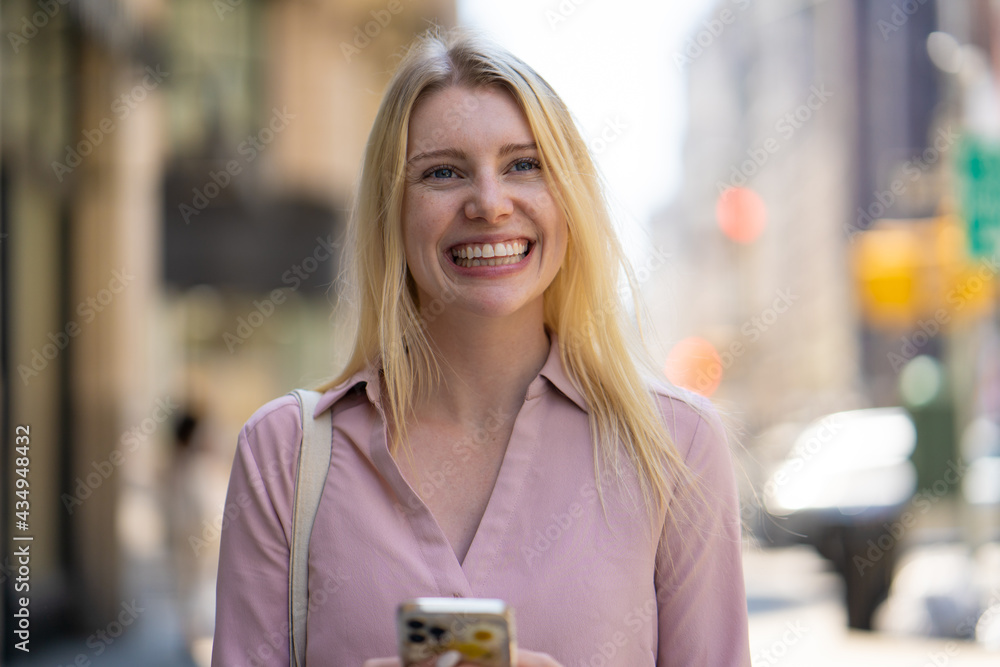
367, 382, 545, 589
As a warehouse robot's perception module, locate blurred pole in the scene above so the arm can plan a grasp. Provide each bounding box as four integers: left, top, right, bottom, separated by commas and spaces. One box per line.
899, 355, 958, 495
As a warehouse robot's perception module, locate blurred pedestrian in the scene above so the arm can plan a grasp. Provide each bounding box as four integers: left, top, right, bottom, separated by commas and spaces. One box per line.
168, 406, 230, 663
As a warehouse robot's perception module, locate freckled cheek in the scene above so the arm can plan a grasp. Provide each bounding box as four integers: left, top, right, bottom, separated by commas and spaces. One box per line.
408, 191, 461, 225
522, 191, 565, 237
519, 185, 559, 221
402, 219, 448, 275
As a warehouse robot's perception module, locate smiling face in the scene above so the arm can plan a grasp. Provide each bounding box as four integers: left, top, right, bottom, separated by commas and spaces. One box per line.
402, 85, 568, 322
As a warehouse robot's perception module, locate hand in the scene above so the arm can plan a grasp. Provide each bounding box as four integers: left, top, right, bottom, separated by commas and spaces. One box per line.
513, 649, 563, 666
362, 648, 564, 667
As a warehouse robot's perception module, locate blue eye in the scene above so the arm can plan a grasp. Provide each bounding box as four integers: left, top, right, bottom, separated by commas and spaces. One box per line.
428, 167, 455, 179
512, 158, 539, 172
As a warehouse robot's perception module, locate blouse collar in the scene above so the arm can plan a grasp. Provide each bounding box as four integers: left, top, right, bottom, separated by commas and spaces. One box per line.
312, 333, 589, 418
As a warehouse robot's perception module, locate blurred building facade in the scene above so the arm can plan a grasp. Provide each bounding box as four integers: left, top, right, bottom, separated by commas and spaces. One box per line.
655, 0, 1000, 590
652, 0, 995, 435
1, 0, 454, 660
651, 0, 1000, 640
652, 0, 870, 433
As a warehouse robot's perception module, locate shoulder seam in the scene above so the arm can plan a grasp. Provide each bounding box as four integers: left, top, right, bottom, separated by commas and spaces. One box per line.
243, 394, 301, 441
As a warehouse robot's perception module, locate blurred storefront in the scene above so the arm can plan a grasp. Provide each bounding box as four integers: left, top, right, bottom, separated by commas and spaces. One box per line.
1, 0, 454, 662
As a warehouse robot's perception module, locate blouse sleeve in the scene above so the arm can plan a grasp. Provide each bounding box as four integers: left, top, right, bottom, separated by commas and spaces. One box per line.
654, 396, 751, 666
212, 396, 301, 667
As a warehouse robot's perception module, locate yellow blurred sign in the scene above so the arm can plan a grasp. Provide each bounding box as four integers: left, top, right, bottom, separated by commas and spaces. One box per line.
852, 217, 995, 331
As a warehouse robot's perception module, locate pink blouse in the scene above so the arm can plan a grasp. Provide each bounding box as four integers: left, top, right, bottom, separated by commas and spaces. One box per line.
212, 339, 751, 666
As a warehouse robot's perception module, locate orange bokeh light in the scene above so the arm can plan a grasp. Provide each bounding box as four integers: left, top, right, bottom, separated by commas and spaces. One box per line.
664, 336, 723, 397
716, 186, 767, 243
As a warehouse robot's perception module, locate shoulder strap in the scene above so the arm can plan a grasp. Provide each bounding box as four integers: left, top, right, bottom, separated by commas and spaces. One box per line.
288, 389, 333, 667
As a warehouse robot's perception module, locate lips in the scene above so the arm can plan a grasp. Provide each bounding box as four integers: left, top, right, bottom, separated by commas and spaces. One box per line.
449, 240, 530, 268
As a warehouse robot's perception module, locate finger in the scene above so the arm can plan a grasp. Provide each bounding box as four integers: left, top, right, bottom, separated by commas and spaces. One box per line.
436, 650, 462, 667
515, 648, 564, 667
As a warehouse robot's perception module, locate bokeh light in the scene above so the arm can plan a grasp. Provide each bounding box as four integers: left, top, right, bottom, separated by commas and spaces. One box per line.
664, 336, 723, 397
716, 186, 768, 243
899, 355, 943, 408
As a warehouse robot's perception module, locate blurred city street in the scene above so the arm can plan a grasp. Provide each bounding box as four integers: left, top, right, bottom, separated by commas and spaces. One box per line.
745, 545, 999, 666
4, 0, 1000, 664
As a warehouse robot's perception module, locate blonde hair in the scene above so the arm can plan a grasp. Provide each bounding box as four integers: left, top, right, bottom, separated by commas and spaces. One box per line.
321, 28, 693, 531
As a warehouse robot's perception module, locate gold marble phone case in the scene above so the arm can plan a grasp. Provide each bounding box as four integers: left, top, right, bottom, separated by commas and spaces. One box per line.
397, 598, 515, 667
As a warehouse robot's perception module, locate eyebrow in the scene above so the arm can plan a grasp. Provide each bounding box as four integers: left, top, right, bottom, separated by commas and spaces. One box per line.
406, 142, 538, 165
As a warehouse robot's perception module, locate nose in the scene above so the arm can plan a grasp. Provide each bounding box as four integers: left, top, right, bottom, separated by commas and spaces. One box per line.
464, 175, 513, 223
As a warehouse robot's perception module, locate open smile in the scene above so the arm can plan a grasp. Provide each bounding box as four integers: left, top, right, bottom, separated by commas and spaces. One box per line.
449, 240, 532, 268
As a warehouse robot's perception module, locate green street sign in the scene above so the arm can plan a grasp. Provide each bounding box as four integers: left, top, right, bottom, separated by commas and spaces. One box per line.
958, 135, 1000, 258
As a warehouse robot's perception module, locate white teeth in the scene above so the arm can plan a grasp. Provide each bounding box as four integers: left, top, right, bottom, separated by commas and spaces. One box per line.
451, 240, 530, 267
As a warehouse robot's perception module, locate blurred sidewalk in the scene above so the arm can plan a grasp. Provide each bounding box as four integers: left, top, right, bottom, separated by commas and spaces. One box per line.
10, 555, 199, 667
746, 544, 998, 665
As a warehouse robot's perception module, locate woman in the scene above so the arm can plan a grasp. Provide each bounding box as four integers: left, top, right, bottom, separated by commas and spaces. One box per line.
213, 29, 750, 667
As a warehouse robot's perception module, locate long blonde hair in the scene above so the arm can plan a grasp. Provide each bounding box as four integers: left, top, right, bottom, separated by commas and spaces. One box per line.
321, 28, 693, 530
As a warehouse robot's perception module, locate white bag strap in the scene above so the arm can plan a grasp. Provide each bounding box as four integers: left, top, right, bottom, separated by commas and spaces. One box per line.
288, 389, 333, 667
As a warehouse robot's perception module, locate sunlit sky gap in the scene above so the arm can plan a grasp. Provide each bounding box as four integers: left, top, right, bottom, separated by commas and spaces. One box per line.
458, 0, 715, 259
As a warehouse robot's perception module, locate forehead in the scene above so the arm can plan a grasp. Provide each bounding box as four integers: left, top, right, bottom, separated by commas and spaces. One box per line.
406, 85, 535, 157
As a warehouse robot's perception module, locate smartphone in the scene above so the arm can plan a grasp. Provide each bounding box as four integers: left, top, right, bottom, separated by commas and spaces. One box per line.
397, 597, 516, 667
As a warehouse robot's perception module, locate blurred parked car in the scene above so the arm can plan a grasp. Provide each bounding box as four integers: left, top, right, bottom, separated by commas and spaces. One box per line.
761, 407, 918, 629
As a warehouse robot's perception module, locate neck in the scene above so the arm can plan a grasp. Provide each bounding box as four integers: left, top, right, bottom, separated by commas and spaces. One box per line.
414, 302, 551, 426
